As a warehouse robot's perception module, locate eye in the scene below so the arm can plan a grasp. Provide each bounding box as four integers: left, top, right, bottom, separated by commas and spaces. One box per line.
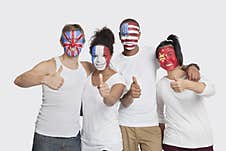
168, 52, 173, 56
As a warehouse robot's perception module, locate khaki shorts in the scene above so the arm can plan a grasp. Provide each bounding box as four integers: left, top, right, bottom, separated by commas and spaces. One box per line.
120, 126, 162, 151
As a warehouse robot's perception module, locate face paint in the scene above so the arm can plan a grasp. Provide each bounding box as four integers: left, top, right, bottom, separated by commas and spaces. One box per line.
158, 45, 179, 71
91, 45, 111, 71
120, 22, 140, 50
61, 30, 85, 57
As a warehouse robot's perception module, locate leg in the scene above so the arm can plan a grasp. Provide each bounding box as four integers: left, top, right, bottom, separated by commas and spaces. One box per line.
137, 126, 162, 151
120, 126, 139, 151
63, 132, 81, 151
32, 133, 60, 151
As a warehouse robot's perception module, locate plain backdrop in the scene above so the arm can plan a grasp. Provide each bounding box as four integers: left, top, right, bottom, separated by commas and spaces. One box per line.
1, 0, 225, 150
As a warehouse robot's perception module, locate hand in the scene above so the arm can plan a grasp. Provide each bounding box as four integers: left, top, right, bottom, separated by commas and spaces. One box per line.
128, 76, 141, 98
170, 76, 187, 92
43, 65, 64, 90
186, 65, 200, 81
98, 73, 110, 98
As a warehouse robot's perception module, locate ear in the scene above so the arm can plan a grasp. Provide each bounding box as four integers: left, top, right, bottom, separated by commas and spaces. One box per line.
60, 40, 63, 47
138, 31, 141, 40
119, 32, 122, 40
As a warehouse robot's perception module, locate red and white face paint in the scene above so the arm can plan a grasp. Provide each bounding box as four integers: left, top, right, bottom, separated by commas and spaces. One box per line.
158, 45, 179, 71
120, 22, 140, 50
91, 45, 111, 71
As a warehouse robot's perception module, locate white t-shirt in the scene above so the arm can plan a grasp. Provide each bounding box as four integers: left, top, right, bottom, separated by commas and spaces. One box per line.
81, 72, 126, 151
35, 57, 86, 137
112, 45, 159, 127
157, 76, 215, 148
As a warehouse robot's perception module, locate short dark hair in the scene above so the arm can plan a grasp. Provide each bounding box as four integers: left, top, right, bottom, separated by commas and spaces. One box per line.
155, 34, 183, 66
89, 27, 115, 55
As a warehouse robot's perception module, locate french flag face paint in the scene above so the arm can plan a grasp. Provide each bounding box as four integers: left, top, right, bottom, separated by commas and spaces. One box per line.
91, 45, 111, 71
61, 30, 85, 57
120, 22, 140, 50
158, 45, 179, 71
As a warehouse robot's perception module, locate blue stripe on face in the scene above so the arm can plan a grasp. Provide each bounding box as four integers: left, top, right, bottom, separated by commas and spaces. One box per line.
75, 30, 85, 44
91, 46, 96, 64
120, 23, 129, 36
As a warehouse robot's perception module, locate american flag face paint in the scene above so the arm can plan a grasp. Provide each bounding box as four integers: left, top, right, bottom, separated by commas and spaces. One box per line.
61, 30, 85, 57
158, 45, 179, 71
120, 22, 140, 50
91, 45, 111, 71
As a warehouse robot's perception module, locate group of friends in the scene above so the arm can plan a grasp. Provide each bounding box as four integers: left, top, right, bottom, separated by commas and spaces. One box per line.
14, 18, 215, 151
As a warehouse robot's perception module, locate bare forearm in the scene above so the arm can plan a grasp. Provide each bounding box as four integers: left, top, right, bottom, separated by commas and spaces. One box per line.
120, 91, 134, 107
185, 80, 205, 93
14, 71, 46, 88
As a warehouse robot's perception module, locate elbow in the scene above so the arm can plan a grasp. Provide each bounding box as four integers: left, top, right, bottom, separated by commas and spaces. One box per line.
14, 77, 26, 88
103, 99, 117, 107
14, 77, 21, 87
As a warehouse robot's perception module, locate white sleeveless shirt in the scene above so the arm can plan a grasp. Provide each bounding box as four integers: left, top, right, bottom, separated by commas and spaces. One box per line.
35, 57, 86, 137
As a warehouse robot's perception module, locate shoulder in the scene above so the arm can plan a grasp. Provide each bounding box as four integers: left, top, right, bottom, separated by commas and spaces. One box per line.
108, 72, 126, 86
32, 57, 56, 74
80, 61, 94, 76
157, 76, 168, 88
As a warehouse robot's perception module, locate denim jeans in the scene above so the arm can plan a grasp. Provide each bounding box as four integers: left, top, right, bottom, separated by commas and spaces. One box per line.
32, 132, 81, 151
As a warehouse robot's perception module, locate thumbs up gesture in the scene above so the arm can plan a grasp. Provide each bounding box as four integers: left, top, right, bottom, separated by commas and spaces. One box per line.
128, 76, 141, 98
43, 65, 64, 90
170, 76, 187, 92
98, 73, 110, 98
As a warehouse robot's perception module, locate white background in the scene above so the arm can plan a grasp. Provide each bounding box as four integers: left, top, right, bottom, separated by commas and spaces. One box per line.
1, 0, 225, 150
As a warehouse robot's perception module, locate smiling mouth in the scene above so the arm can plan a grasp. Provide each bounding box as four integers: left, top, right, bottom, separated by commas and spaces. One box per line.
96, 62, 105, 66
165, 63, 173, 67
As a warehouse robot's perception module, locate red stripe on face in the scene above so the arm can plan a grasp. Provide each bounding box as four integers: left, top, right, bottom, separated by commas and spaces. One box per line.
104, 46, 111, 67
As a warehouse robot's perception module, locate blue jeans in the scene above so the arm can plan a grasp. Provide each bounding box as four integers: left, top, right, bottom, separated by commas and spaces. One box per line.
32, 132, 81, 151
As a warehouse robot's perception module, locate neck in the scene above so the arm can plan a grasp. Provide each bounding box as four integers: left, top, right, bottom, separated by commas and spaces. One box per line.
61, 53, 79, 68
122, 45, 139, 56
167, 66, 185, 80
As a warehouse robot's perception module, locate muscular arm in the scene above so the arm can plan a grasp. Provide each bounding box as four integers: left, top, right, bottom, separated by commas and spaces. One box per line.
80, 61, 94, 76
14, 59, 55, 88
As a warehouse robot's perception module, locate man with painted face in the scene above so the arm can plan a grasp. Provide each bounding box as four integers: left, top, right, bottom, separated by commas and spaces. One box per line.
14, 24, 93, 151
156, 35, 215, 151
112, 18, 201, 151
81, 27, 126, 151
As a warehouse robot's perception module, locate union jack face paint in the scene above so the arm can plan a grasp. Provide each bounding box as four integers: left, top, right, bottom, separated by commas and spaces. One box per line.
120, 22, 140, 50
61, 30, 85, 57
158, 45, 179, 71
91, 45, 111, 71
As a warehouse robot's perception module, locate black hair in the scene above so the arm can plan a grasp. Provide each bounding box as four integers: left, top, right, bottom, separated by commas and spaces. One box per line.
89, 27, 115, 55
119, 18, 140, 30
155, 34, 183, 66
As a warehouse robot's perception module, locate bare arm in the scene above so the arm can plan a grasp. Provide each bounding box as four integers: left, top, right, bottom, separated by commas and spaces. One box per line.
120, 76, 141, 107
102, 84, 125, 106
14, 59, 64, 90
14, 60, 53, 87
80, 61, 94, 76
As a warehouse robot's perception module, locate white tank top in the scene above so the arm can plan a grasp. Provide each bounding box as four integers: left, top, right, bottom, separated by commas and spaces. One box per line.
35, 57, 86, 137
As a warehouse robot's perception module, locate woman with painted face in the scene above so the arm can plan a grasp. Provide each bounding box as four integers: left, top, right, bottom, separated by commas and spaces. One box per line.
156, 35, 215, 151
14, 24, 93, 151
81, 27, 126, 151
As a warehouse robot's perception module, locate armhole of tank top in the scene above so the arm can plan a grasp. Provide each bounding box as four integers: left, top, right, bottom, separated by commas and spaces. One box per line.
54, 57, 62, 71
